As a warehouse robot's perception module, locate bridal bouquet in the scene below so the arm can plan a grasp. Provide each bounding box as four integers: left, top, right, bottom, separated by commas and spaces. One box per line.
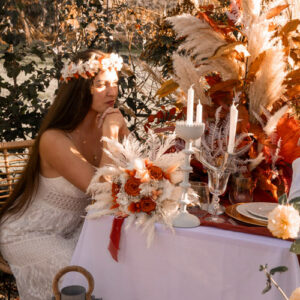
87, 132, 190, 246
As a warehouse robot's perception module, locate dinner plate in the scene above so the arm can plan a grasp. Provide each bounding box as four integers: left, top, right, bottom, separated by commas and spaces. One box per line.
225, 204, 268, 226
246, 202, 278, 219
236, 204, 268, 224
236, 202, 277, 221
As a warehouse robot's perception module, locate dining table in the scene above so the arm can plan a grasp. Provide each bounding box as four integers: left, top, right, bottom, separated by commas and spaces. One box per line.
63, 214, 300, 300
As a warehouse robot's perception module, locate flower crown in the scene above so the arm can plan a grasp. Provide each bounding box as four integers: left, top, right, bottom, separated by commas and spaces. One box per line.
60, 53, 123, 82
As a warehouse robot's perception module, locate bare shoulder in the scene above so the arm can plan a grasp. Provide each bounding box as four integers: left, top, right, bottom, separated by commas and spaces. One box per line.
40, 129, 70, 149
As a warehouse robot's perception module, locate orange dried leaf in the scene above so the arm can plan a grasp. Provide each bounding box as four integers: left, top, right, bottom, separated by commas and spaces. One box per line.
156, 79, 179, 98
280, 19, 300, 36
209, 79, 242, 94
276, 114, 300, 163
292, 36, 300, 47
211, 41, 244, 58
196, 12, 227, 38
247, 51, 266, 82
258, 175, 278, 199
285, 85, 300, 98
286, 69, 300, 79
266, 4, 289, 19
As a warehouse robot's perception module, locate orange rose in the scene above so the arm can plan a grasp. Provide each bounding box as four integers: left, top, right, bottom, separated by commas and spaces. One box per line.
148, 165, 163, 180
124, 177, 141, 196
140, 197, 156, 214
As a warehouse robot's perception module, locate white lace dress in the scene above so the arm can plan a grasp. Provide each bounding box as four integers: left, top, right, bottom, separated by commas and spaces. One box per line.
0, 175, 89, 300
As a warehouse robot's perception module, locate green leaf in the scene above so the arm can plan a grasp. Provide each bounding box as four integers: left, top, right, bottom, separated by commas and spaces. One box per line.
290, 239, 300, 254
278, 193, 288, 205
270, 266, 288, 275
262, 281, 272, 294
289, 196, 300, 204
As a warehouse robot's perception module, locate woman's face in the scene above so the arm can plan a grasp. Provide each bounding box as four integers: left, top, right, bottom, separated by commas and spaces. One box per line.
91, 69, 119, 113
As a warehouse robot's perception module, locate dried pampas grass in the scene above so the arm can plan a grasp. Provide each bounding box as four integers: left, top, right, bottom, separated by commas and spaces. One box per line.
172, 54, 211, 105
197, 55, 243, 80
248, 47, 286, 121
240, 0, 262, 27
167, 14, 226, 62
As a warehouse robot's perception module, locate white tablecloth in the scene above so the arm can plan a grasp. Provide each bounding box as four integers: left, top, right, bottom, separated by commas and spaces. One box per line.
63, 216, 300, 300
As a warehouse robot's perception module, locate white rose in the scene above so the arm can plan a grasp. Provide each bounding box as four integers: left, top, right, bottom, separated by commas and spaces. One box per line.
267, 205, 300, 240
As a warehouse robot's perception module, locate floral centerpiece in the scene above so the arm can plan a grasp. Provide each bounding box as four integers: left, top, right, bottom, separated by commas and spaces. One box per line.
87, 132, 196, 247
145, 0, 300, 202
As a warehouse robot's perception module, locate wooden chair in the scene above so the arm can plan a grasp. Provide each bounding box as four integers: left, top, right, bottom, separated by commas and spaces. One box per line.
0, 139, 35, 275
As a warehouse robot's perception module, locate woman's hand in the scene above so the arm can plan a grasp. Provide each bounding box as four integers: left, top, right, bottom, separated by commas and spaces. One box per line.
98, 107, 129, 169
99, 107, 129, 141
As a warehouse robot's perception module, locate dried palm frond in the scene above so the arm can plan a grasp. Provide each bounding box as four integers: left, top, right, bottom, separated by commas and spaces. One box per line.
263, 105, 289, 136
167, 14, 226, 62
240, 0, 262, 27
172, 54, 211, 105
197, 55, 243, 80
246, 21, 275, 66
248, 47, 286, 121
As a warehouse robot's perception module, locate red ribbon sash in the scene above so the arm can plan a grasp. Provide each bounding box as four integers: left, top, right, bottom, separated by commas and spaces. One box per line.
108, 216, 125, 262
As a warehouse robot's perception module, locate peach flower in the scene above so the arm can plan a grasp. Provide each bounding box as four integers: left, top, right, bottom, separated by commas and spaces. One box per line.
267, 205, 300, 240
290, 287, 300, 300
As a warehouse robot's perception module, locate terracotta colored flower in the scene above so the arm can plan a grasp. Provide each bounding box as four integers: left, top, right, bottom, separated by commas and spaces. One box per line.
110, 202, 119, 209
267, 205, 300, 239
125, 169, 137, 178
128, 202, 141, 213
124, 177, 141, 196
140, 197, 156, 214
148, 165, 163, 180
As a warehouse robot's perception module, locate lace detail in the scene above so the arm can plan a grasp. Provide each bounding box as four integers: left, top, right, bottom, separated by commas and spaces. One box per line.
0, 175, 89, 300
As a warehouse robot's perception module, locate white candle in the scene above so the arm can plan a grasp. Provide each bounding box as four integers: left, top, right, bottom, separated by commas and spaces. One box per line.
228, 103, 238, 153
186, 85, 194, 124
196, 100, 202, 124
195, 100, 203, 148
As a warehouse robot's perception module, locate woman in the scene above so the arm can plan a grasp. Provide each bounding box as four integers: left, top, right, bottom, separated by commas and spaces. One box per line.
0, 49, 129, 299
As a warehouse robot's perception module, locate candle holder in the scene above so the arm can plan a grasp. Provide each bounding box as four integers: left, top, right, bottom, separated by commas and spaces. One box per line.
173, 121, 205, 228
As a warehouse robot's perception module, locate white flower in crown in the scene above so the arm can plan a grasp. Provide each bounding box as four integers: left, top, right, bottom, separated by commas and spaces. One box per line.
101, 53, 123, 71
60, 53, 123, 82
60, 63, 72, 81
75, 60, 86, 75
87, 55, 101, 74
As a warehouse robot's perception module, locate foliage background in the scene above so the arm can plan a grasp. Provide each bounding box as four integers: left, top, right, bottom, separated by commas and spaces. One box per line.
0, 0, 186, 142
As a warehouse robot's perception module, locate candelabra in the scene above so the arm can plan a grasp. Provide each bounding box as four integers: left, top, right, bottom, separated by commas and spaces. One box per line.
173, 121, 205, 228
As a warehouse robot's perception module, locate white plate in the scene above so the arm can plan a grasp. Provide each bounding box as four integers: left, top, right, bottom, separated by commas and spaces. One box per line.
246, 202, 278, 219
236, 203, 276, 223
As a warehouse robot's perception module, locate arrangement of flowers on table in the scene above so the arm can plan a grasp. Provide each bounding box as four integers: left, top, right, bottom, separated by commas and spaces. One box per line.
87, 131, 199, 250
145, 0, 300, 203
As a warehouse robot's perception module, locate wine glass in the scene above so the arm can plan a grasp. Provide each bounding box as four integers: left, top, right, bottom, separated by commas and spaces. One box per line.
205, 169, 231, 223
190, 181, 210, 217
229, 175, 254, 204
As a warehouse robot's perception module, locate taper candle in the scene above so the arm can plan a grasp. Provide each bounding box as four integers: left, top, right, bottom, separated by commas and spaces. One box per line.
196, 100, 202, 124
186, 85, 194, 124
228, 103, 238, 153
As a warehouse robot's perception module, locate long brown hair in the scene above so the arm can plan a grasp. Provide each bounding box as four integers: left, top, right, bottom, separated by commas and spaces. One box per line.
0, 49, 109, 222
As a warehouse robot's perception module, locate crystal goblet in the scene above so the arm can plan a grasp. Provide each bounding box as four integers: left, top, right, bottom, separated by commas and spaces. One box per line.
205, 169, 231, 223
